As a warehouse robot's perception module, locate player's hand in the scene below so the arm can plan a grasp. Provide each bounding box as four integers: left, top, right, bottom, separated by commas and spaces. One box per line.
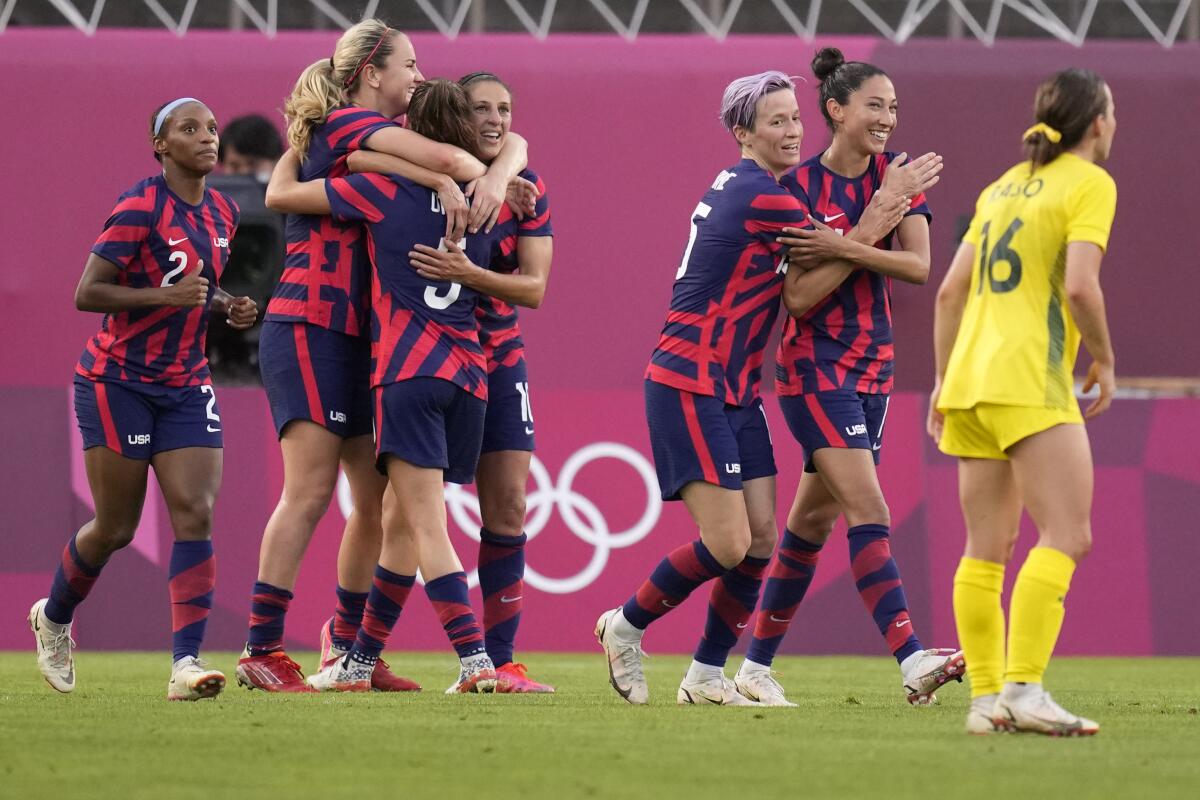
465, 171, 506, 234
226, 296, 258, 330
438, 180, 470, 243
506, 175, 539, 221
1081, 360, 1116, 418
857, 190, 911, 242
410, 239, 478, 283
926, 383, 944, 443
881, 151, 943, 198
162, 261, 209, 308
779, 216, 849, 270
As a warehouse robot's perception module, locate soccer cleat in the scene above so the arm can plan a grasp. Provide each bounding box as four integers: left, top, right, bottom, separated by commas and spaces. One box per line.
236, 649, 318, 693
495, 662, 555, 694
992, 687, 1099, 737
307, 655, 373, 692
678, 673, 761, 706
902, 648, 966, 705
965, 694, 1001, 735
734, 668, 798, 707
445, 654, 498, 694
318, 618, 421, 692
29, 598, 75, 693
595, 608, 649, 705
167, 656, 226, 701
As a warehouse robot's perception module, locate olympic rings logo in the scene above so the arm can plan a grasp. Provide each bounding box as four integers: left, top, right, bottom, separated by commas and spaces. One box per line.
337, 442, 662, 594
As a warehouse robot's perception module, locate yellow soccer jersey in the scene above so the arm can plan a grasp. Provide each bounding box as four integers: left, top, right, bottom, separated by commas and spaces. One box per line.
938, 153, 1116, 411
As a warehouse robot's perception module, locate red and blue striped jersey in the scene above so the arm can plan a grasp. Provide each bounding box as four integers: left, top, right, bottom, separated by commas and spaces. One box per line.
775, 152, 931, 396
646, 158, 806, 407
477, 168, 552, 370
265, 106, 396, 336
325, 173, 498, 399
77, 175, 239, 387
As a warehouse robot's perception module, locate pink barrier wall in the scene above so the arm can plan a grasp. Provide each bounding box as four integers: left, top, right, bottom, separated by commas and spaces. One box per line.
2, 32, 1199, 654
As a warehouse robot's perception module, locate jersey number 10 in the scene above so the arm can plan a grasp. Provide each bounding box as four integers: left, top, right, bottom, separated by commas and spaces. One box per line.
977, 218, 1024, 294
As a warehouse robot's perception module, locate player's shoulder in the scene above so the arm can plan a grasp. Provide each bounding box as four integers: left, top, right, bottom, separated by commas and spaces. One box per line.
713, 159, 795, 202
206, 187, 241, 221
111, 175, 162, 211
1052, 153, 1115, 191
325, 105, 390, 126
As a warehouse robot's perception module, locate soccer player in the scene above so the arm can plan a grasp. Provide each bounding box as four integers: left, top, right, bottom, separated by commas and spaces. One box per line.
238, 19, 529, 693
734, 48, 963, 707
929, 69, 1117, 736
404, 71, 555, 693
595, 71, 907, 706
29, 98, 257, 700
264, 80, 502, 694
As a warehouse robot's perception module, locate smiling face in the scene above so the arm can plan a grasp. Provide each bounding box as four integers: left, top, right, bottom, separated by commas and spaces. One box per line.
828, 74, 897, 156
734, 88, 803, 177
466, 80, 511, 163
154, 102, 219, 174
364, 32, 424, 117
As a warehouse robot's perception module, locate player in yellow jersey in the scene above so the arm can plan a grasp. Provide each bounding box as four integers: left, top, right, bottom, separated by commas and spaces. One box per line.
928, 68, 1117, 736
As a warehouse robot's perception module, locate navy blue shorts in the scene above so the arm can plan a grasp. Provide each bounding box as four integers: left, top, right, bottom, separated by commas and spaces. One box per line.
778, 391, 890, 473
481, 357, 535, 454
259, 320, 372, 439
644, 380, 776, 501
74, 375, 223, 460
374, 378, 486, 484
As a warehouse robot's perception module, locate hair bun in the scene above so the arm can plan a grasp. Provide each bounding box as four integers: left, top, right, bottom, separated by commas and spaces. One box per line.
811, 47, 845, 82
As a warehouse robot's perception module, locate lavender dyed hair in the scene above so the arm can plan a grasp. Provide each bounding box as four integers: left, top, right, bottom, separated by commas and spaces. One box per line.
719, 71, 796, 135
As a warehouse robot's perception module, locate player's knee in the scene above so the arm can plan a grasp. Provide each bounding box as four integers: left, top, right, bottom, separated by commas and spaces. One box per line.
284, 482, 337, 527
842, 495, 890, 529
706, 529, 751, 569
169, 496, 215, 539
91, 521, 138, 553
792, 507, 838, 543
747, 517, 778, 557
481, 490, 526, 537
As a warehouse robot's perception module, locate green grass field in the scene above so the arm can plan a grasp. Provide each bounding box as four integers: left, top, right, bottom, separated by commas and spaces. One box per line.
1, 653, 1197, 800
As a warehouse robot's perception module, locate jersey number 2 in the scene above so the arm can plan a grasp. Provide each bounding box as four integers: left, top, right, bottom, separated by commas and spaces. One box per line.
977, 218, 1024, 294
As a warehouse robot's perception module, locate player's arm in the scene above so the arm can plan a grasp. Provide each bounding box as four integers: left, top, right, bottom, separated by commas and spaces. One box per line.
410, 235, 552, 309
75, 253, 208, 312
210, 287, 258, 330
927, 241, 975, 441
466, 132, 530, 234
361, 126, 487, 183
265, 149, 332, 215
825, 213, 931, 284
780, 215, 895, 317
347, 149, 469, 243
1064, 242, 1116, 418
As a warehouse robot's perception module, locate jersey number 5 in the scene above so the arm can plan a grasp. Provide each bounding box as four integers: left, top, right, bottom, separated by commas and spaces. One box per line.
676, 202, 713, 279
424, 237, 465, 310
977, 218, 1024, 294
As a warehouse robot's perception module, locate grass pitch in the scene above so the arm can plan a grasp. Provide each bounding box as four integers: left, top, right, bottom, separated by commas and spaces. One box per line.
1, 653, 1197, 800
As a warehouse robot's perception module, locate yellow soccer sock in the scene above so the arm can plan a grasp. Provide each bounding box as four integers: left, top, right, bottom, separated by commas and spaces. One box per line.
1006, 546, 1076, 684
953, 557, 1006, 698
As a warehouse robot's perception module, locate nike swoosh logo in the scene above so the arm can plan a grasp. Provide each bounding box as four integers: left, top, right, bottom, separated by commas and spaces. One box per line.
168, 236, 188, 246
895, 619, 911, 628
769, 615, 791, 623
207, 425, 221, 433
500, 595, 522, 603
823, 213, 845, 223
661, 599, 680, 608
736, 623, 748, 629
524, 426, 535, 435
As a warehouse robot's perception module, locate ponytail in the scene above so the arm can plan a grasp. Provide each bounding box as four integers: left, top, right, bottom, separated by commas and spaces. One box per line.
284, 59, 344, 162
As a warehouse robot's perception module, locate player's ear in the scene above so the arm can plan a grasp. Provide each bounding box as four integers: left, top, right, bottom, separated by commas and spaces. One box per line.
826, 98, 844, 126
733, 125, 750, 146
153, 135, 169, 160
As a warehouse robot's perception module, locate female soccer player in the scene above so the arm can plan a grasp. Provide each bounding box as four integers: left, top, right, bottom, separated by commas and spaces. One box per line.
734, 48, 961, 707
29, 98, 257, 701
595, 71, 908, 706
238, 19, 529, 693
929, 69, 1116, 736
265, 80, 505, 694
404, 71, 555, 694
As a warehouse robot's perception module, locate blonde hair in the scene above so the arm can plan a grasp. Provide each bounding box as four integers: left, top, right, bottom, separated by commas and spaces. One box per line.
284, 19, 398, 161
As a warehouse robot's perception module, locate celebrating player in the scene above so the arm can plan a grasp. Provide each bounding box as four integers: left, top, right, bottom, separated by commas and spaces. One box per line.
29, 98, 256, 701
596, 71, 905, 706
238, 19, 529, 693
266, 79, 503, 694
929, 69, 1117, 736
734, 48, 962, 707
403, 71, 555, 693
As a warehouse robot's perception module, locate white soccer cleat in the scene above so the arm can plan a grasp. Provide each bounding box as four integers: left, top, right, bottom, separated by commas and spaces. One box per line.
29, 598, 75, 693
902, 648, 966, 705
445, 653, 497, 694
734, 668, 798, 707
595, 608, 649, 705
167, 656, 225, 701
678, 673, 761, 706
993, 687, 1099, 737
306, 655, 372, 693
965, 694, 1001, 735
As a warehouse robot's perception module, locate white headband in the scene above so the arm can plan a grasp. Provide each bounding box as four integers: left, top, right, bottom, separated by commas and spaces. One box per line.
153, 97, 201, 136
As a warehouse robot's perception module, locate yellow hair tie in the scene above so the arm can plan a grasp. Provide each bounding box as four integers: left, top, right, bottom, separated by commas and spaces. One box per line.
1022, 122, 1062, 143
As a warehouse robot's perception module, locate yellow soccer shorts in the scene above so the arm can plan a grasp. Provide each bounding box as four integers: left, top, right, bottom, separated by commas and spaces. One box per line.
939, 402, 1083, 460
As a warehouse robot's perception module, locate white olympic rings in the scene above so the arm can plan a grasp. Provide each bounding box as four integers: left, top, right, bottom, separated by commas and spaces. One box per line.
336, 441, 662, 594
